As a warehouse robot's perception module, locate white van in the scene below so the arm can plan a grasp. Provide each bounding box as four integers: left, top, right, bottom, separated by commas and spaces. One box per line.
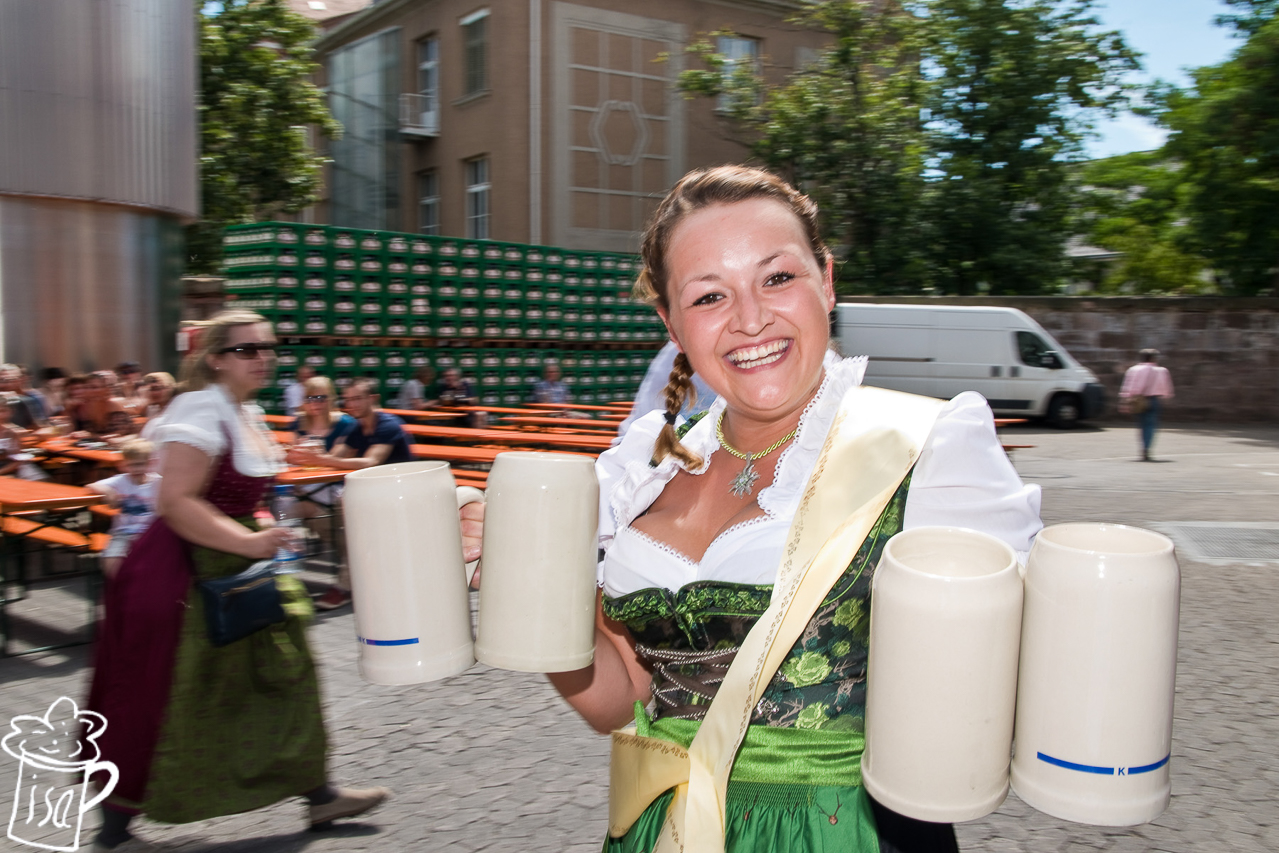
835, 303, 1104, 427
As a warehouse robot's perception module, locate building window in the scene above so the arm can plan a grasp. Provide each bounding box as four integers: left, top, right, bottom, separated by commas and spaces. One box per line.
416, 36, 440, 133
462, 9, 489, 96
327, 30, 401, 229
716, 35, 760, 111
418, 171, 440, 235
465, 158, 490, 239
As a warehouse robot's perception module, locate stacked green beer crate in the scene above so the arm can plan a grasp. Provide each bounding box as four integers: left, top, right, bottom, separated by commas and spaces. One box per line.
221, 222, 665, 414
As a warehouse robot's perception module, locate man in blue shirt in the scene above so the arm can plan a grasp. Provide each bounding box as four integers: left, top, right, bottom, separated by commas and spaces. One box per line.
285, 378, 413, 609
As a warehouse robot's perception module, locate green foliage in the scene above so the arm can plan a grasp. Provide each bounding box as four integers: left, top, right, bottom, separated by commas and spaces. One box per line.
921, 0, 1139, 295
680, 5, 931, 293
1217, 0, 1279, 35
676, 1, 1138, 295
1157, 11, 1279, 295
1075, 152, 1207, 293
188, 0, 340, 273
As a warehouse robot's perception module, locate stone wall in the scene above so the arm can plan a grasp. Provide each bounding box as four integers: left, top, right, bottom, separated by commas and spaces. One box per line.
838, 296, 1279, 422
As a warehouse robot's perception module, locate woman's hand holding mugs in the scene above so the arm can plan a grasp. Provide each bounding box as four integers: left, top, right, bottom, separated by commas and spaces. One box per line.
460, 500, 485, 564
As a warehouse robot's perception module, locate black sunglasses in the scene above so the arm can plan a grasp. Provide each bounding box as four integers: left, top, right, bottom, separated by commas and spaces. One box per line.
217, 343, 277, 360
305, 394, 329, 402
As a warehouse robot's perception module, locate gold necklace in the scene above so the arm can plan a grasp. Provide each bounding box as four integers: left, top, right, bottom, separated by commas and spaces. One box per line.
715, 413, 798, 498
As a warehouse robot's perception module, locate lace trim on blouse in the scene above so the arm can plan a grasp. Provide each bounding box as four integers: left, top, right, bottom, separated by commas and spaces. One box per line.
607, 351, 868, 534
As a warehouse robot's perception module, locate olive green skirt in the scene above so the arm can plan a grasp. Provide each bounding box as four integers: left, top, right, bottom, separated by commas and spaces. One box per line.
143, 539, 327, 823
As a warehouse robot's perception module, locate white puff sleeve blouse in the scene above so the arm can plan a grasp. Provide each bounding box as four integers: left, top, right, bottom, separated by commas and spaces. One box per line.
155, 385, 283, 479
596, 353, 1042, 597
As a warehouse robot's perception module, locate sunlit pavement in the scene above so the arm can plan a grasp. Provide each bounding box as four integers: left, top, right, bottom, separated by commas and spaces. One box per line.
2, 421, 1276, 852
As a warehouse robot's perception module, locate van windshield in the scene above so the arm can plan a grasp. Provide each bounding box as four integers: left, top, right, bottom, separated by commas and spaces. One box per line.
1016, 331, 1054, 366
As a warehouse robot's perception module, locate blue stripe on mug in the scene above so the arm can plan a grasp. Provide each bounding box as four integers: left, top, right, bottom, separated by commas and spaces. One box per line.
1037, 752, 1170, 776
357, 636, 420, 647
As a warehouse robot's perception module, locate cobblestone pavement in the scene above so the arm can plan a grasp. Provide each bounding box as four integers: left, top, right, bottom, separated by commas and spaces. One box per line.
0, 422, 1276, 852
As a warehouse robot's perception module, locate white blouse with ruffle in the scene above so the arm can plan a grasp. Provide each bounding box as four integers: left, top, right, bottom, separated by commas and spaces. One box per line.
596, 352, 1042, 598
154, 385, 284, 479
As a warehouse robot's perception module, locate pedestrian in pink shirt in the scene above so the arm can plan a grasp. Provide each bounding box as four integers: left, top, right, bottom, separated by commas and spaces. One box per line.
1119, 348, 1174, 461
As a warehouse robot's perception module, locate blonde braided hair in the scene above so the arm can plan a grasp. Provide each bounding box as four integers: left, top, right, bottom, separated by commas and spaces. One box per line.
650, 350, 703, 469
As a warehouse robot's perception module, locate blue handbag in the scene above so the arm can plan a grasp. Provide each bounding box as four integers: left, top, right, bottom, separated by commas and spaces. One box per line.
197, 560, 286, 647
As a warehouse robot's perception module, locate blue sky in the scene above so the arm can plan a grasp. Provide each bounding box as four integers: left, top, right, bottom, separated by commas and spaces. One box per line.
1086, 0, 1243, 157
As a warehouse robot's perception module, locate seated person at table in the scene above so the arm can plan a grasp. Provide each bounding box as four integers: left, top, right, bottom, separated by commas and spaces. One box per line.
532, 363, 570, 409
71, 371, 127, 437
395, 366, 435, 411
424, 368, 481, 426
291, 376, 356, 451
287, 375, 356, 539
0, 404, 47, 481
283, 365, 315, 415
1, 363, 48, 430
89, 439, 160, 579
424, 368, 476, 408
116, 361, 145, 415
138, 372, 177, 442
285, 379, 412, 611
37, 367, 69, 417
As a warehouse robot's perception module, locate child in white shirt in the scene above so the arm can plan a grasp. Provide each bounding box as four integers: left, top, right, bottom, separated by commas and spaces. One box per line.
90, 438, 161, 578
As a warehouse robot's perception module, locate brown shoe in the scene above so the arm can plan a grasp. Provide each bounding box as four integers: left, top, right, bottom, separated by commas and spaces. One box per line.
309, 786, 390, 829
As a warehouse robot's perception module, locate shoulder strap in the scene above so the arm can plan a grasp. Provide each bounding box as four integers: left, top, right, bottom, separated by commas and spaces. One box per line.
637, 386, 945, 852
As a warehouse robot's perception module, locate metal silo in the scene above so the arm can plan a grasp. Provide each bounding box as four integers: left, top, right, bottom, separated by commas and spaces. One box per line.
0, 0, 197, 375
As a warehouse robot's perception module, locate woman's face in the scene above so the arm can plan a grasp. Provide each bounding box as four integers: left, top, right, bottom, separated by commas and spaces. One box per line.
302, 390, 329, 416
658, 198, 835, 425
146, 381, 170, 405
207, 322, 276, 396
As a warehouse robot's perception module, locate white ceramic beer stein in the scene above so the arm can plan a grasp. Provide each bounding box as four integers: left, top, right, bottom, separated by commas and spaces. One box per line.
474, 451, 598, 672
862, 526, 1023, 822
343, 461, 484, 685
1011, 523, 1179, 826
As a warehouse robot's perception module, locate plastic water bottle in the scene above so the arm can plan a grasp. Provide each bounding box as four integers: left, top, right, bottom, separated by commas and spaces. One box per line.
271, 483, 304, 573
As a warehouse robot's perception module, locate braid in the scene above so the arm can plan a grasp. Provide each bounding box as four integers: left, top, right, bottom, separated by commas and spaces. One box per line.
650, 351, 705, 470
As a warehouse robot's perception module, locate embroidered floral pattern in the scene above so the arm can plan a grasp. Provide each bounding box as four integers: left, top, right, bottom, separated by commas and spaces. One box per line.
603, 475, 911, 731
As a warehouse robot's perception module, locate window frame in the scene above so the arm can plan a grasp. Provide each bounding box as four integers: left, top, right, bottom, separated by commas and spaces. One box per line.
415, 35, 440, 133
465, 157, 491, 240
418, 170, 440, 235
461, 9, 490, 97
715, 34, 761, 112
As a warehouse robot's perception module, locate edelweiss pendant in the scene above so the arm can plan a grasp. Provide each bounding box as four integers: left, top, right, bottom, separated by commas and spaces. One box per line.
729, 457, 759, 498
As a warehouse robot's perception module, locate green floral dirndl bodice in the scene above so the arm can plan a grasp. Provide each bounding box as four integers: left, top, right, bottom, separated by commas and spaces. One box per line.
600, 477, 911, 853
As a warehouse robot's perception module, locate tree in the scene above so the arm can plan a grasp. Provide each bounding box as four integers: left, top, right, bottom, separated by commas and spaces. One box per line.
188, 0, 340, 273
1073, 152, 1207, 293
1157, 3, 1279, 295
922, 0, 1139, 295
677, 1, 1138, 295
678, 2, 931, 293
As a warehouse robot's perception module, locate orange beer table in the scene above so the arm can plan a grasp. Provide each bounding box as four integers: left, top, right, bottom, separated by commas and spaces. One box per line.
38, 440, 123, 469
0, 477, 108, 656
402, 424, 613, 452
499, 416, 619, 431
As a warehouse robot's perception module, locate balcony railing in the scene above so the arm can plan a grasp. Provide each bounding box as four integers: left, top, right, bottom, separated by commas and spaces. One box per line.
399, 93, 439, 137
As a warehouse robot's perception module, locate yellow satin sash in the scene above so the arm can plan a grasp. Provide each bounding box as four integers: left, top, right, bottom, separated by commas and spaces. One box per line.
608, 385, 945, 852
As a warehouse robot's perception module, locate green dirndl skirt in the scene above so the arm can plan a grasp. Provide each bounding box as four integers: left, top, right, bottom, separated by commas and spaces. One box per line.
605, 712, 880, 853
143, 531, 328, 823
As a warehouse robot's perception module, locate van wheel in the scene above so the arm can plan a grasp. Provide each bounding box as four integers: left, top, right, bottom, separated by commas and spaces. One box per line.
1046, 394, 1081, 429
